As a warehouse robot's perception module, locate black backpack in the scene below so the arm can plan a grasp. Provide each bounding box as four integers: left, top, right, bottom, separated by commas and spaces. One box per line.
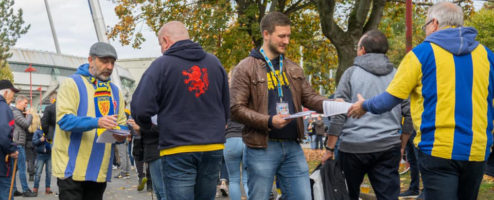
320, 159, 351, 200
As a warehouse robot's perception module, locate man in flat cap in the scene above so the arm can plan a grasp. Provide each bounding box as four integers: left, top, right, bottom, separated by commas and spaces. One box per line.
52, 42, 128, 199
0, 80, 19, 200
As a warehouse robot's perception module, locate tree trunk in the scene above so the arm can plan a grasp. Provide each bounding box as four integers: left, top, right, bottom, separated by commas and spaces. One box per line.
335, 44, 356, 84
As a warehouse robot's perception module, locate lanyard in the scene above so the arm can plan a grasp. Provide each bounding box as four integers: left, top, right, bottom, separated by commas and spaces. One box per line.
260, 47, 284, 102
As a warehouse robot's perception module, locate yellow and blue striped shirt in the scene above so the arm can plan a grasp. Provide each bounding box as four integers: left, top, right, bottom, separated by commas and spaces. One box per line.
52, 72, 127, 182
387, 42, 494, 161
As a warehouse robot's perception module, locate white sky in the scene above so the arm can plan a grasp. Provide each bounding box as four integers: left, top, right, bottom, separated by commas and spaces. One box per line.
13, 0, 161, 59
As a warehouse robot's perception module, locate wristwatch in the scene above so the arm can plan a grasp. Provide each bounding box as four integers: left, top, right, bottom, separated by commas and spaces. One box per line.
325, 145, 335, 152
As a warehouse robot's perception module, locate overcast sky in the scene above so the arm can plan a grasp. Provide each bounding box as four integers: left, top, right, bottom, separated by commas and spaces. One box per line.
13, 0, 161, 59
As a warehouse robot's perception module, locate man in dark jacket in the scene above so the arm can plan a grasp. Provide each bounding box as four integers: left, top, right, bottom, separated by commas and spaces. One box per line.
41, 92, 56, 141
313, 116, 326, 150
11, 95, 36, 197
0, 80, 19, 200
131, 21, 229, 200
128, 119, 164, 200
230, 12, 327, 200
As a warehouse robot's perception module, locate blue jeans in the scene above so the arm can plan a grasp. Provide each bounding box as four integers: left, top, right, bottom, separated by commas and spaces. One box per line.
0, 176, 13, 200
34, 153, 51, 189
224, 138, 248, 200
161, 150, 223, 200
310, 135, 316, 149
245, 140, 311, 200
14, 145, 29, 192
149, 159, 166, 200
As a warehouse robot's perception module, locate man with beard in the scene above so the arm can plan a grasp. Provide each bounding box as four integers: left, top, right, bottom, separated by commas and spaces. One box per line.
230, 12, 327, 200
52, 42, 127, 199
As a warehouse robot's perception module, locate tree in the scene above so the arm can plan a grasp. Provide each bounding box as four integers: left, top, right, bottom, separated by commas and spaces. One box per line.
0, 0, 30, 68
466, 7, 494, 50
0, 63, 13, 82
314, 0, 386, 83
314, 0, 474, 83
109, 0, 338, 93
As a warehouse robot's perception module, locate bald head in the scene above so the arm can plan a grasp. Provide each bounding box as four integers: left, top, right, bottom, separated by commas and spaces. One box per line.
158, 21, 190, 42
158, 21, 190, 53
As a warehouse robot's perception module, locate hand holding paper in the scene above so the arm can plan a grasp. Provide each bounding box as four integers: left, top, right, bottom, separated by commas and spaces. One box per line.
96, 129, 131, 143
322, 100, 353, 116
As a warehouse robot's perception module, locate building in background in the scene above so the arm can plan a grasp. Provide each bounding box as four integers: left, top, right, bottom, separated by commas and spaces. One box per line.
7, 48, 135, 109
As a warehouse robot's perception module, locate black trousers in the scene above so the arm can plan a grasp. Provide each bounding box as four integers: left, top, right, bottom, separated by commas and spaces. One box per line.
418, 150, 485, 200
25, 143, 36, 176
57, 177, 107, 200
339, 146, 401, 200
485, 145, 494, 176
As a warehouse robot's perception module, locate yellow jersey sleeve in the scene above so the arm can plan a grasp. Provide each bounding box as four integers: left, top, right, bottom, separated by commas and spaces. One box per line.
386, 52, 422, 99
56, 78, 80, 122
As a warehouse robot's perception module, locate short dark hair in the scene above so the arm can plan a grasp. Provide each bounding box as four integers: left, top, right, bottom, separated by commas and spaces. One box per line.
359, 30, 389, 54
260, 12, 291, 34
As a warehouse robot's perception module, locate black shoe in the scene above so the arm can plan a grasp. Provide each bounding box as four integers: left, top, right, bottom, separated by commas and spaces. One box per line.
147, 186, 153, 192
399, 190, 419, 198
23, 190, 37, 197
13, 190, 22, 196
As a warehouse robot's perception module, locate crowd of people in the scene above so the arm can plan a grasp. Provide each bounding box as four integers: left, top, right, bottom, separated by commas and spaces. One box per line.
0, 2, 493, 200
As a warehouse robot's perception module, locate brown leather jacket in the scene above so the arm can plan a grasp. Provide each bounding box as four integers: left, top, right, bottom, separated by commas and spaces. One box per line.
230, 56, 327, 148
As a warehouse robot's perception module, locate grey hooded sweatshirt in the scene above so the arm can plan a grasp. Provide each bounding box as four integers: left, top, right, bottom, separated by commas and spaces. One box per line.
329, 53, 413, 153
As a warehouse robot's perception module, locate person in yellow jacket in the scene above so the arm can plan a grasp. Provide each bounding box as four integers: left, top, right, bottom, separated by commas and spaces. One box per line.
52, 42, 127, 200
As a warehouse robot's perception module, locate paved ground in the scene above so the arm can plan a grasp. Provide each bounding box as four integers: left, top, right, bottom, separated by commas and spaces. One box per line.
14, 167, 231, 200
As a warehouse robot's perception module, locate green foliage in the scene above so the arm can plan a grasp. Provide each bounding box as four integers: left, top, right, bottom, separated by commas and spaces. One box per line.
0, 0, 30, 68
109, 0, 336, 93
0, 62, 14, 82
379, 2, 427, 67
466, 8, 494, 50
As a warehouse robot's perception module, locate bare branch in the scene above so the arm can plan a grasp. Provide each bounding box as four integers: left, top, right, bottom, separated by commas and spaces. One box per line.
284, 0, 313, 15
363, 0, 386, 33
389, 0, 467, 6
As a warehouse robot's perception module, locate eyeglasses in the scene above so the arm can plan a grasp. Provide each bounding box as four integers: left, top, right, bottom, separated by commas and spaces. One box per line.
422, 19, 435, 32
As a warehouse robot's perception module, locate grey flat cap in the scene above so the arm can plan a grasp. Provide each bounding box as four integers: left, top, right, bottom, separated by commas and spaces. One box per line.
89, 42, 118, 60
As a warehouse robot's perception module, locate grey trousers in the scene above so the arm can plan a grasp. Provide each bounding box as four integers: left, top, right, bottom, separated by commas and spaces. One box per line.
116, 142, 130, 175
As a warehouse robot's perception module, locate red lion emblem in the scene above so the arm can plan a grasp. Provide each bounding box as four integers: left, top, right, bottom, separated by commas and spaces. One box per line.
182, 65, 209, 98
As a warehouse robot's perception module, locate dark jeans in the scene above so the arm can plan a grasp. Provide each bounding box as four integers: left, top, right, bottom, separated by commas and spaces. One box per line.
339, 146, 401, 200
315, 135, 324, 150
485, 145, 494, 177
406, 138, 420, 192
219, 158, 229, 181
57, 177, 106, 200
136, 160, 145, 179
418, 150, 485, 200
161, 150, 223, 200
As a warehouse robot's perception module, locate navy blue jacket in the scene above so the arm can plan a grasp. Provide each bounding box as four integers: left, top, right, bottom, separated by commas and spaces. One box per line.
0, 95, 17, 177
32, 129, 51, 154
131, 40, 229, 150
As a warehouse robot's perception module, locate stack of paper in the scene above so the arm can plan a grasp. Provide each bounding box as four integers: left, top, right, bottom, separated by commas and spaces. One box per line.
323, 101, 353, 117
282, 111, 314, 119
96, 129, 131, 143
